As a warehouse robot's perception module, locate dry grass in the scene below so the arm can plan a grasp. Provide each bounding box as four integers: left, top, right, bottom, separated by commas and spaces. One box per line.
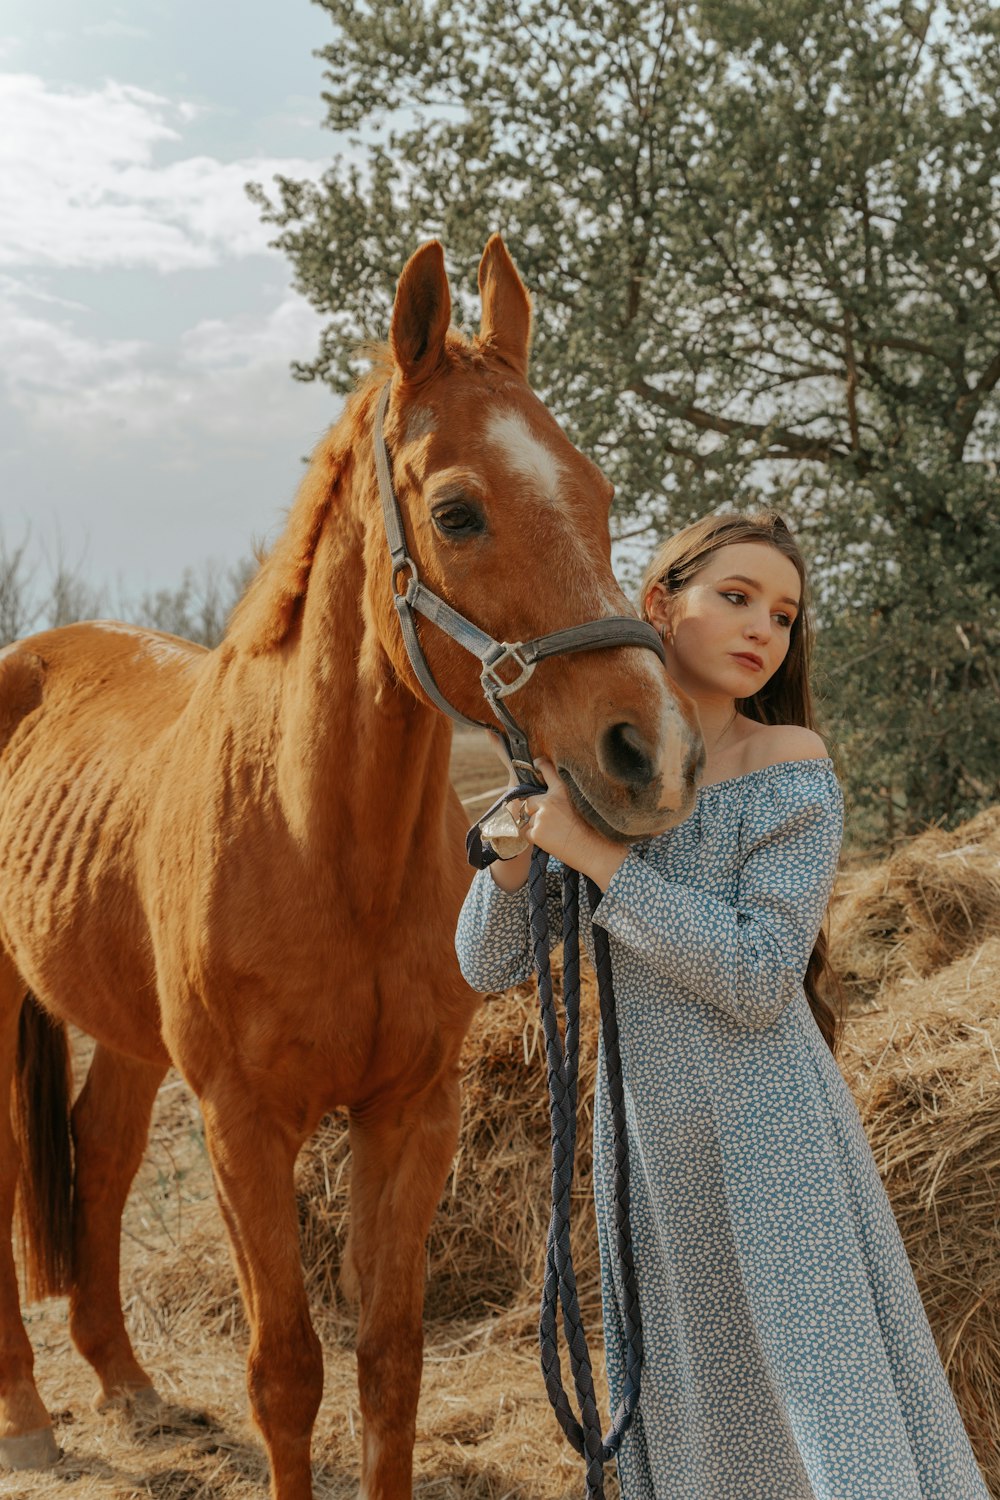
837, 941, 1000, 1494
830, 806, 1000, 1005
830, 805, 1000, 1494
7, 786, 1000, 1498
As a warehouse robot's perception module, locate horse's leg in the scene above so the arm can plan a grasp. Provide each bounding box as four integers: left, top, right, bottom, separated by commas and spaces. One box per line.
0, 957, 59, 1470
347, 1070, 462, 1500
200, 1093, 322, 1500
68, 1044, 168, 1407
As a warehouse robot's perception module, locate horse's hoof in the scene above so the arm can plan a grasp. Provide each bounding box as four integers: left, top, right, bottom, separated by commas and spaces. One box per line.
0, 1425, 61, 1470
93, 1383, 163, 1416
128, 1385, 164, 1414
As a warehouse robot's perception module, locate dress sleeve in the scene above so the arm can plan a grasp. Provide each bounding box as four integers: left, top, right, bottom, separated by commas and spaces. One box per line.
455, 859, 563, 994
591, 762, 843, 1030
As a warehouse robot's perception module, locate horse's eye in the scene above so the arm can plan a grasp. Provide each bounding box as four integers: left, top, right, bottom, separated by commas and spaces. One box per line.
431, 502, 484, 537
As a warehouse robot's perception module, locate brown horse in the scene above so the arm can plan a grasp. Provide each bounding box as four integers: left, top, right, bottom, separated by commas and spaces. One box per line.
0, 236, 701, 1500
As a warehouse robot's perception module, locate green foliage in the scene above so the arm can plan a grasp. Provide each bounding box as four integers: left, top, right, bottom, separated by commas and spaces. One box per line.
252, 0, 1000, 834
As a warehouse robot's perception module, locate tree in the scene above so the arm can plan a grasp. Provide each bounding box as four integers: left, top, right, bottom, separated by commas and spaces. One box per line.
0, 532, 37, 646
0, 531, 256, 652
0, 531, 105, 642
133, 558, 259, 649
252, 0, 1000, 834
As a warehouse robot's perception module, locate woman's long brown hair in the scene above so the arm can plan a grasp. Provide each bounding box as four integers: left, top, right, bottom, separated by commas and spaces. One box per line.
639, 510, 842, 1054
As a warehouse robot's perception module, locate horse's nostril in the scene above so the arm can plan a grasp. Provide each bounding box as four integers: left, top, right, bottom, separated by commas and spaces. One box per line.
599, 722, 655, 787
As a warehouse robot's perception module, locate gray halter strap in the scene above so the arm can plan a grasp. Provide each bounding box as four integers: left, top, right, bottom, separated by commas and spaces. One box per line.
373, 380, 665, 777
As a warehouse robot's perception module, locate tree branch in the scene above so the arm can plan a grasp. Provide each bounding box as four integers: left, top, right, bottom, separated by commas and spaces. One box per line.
952, 346, 1000, 457
628, 376, 867, 469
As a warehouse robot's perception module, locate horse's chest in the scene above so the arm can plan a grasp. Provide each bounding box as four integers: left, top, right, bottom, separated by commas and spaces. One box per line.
158, 865, 472, 1108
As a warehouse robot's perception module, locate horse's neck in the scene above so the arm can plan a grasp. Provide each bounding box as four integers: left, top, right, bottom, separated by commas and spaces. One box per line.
273, 491, 455, 873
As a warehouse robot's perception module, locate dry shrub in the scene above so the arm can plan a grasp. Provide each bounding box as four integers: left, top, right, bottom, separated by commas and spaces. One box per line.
838, 936, 1000, 1495
830, 807, 1000, 1004
298, 973, 606, 1328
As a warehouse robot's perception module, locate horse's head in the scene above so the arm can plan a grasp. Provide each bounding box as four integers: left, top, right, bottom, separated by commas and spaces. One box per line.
367, 235, 703, 840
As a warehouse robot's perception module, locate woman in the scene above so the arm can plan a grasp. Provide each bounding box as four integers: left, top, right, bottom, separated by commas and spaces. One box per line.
455, 511, 988, 1500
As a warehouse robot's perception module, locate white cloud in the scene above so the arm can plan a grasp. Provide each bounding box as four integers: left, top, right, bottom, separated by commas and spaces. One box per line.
0, 270, 89, 313
0, 275, 338, 592
81, 21, 150, 40
0, 73, 326, 272
0, 278, 145, 401
0, 275, 331, 445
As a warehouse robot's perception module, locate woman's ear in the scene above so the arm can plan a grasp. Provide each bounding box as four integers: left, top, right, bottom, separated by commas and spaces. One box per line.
644, 581, 673, 642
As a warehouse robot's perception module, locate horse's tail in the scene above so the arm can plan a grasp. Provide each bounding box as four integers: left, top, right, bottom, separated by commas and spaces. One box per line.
12, 993, 74, 1301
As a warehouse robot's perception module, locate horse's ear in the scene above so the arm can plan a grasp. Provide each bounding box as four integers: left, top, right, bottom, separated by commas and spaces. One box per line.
390, 241, 452, 383
477, 234, 532, 378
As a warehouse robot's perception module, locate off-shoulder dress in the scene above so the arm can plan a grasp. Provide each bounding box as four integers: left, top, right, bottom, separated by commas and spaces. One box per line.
455, 759, 988, 1500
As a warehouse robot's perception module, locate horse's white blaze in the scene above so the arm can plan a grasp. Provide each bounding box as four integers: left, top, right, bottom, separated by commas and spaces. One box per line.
486, 410, 563, 502
485, 409, 621, 613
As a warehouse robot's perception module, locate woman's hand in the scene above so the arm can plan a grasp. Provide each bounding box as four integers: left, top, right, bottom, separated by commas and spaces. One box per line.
519, 758, 628, 891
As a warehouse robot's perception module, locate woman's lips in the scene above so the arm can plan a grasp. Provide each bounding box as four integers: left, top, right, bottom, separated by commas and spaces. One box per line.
730, 651, 764, 671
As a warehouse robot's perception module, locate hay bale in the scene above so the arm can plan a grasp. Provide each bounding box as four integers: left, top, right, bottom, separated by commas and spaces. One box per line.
123, 1194, 247, 1345
840, 938, 1000, 1494
830, 807, 1000, 1005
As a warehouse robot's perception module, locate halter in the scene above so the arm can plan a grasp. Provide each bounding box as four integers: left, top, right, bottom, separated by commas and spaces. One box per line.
373, 381, 666, 780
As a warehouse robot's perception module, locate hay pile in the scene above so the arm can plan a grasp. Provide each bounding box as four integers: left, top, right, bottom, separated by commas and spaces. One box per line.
830, 805, 1000, 1004
837, 946, 1000, 1491
16, 805, 993, 1500
832, 808, 1000, 1493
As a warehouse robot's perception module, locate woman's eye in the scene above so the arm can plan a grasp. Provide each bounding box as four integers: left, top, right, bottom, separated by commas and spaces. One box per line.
774, 613, 793, 629
432, 503, 484, 536
721, 590, 747, 606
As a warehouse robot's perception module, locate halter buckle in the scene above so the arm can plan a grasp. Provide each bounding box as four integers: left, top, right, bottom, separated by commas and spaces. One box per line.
392, 555, 419, 597
481, 642, 536, 699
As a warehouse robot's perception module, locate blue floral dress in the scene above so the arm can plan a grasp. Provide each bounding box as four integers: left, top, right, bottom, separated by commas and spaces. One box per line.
455, 759, 988, 1500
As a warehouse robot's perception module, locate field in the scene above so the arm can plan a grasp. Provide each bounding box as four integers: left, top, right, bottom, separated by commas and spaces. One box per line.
4, 730, 998, 1499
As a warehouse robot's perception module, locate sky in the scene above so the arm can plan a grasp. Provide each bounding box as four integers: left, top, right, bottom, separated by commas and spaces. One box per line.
0, 0, 348, 605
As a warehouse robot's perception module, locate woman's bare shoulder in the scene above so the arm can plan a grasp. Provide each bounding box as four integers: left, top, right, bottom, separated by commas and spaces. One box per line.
740, 723, 828, 773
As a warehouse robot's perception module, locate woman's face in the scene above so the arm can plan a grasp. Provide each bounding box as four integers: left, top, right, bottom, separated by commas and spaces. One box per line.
647, 541, 802, 703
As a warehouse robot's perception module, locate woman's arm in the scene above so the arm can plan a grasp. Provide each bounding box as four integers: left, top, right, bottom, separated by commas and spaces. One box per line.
488, 843, 533, 893
593, 767, 843, 1030
456, 745, 571, 990
455, 868, 537, 993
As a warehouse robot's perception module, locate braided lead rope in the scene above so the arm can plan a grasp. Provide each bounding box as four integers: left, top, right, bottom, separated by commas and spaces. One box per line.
529, 850, 604, 1497
587, 880, 644, 1450
527, 847, 644, 1498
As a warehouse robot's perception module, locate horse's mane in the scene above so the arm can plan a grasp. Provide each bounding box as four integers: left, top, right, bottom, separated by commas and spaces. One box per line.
226, 348, 394, 655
